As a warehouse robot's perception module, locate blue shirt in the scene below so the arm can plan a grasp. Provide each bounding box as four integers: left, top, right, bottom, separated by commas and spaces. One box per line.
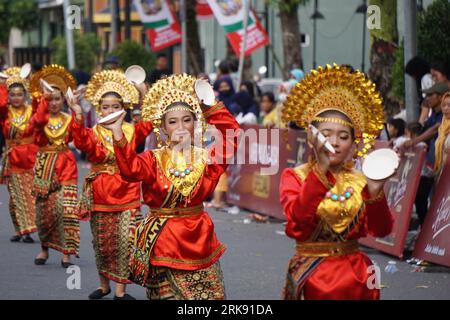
424, 111, 443, 165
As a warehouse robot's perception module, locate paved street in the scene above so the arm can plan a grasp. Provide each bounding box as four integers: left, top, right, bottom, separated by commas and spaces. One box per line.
0, 162, 449, 300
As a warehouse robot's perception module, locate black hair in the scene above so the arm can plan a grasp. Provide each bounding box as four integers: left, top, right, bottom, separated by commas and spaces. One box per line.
218, 61, 230, 74
407, 122, 424, 136
261, 91, 275, 103
311, 110, 355, 140
405, 56, 430, 79
241, 80, 255, 98
8, 83, 26, 92
157, 53, 167, 59
388, 118, 406, 137
431, 61, 450, 79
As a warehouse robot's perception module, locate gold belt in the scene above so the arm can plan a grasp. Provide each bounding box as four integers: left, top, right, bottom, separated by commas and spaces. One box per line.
149, 205, 204, 218
91, 163, 120, 175
39, 145, 69, 153
6, 137, 34, 147
295, 240, 359, 257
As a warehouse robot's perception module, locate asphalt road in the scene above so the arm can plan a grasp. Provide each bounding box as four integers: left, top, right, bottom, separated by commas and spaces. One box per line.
0, 162, 449, 300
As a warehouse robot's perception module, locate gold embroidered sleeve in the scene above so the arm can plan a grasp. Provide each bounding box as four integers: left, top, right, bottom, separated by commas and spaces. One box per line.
202, 102, 224, 118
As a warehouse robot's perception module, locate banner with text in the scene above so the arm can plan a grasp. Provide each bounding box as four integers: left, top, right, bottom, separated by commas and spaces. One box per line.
196, 0, 214, 20
134, 0, 182, 51
413, 158, 450, 267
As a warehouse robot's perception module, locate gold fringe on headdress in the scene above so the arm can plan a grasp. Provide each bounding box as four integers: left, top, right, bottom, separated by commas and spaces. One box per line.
30, 64, 76, 97
85, 70, 139, 113
5, 67, 29, 91
141, 74, 205, 148
282, 64, 385, 157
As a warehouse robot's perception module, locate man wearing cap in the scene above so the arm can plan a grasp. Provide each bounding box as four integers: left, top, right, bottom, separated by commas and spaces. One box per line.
404, 82, 450, 225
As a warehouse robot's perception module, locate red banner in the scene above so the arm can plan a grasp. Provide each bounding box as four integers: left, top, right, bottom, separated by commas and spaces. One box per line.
226, 10, 270, 57
358, 144, 427, 258
134, 0, 182, 52
196, 0, 214, 20
413, 158, 450, 267
226, 125, 308, 220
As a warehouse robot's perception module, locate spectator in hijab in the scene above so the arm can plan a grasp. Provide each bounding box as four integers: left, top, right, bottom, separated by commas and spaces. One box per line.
240, 80, 261, 100
289, 68, 304, 86
216, 77, 236, 111
231, 91, 259, 125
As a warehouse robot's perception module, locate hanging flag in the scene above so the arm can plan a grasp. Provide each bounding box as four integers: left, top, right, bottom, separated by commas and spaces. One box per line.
196, 0, 214, 20
206, 0, 269, 56
134, 0, 182, 51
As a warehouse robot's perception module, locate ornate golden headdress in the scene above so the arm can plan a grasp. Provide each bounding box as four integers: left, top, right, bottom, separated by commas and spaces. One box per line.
5, 67, 29, 90
141, 74, 205, 147
85, 70, 139, 112
282, 64, 385, 157
30, 64, 77, 97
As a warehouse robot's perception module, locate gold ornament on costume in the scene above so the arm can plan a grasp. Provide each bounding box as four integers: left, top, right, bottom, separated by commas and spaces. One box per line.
282, 64, 385, 157
141, 74, 205, 148
85, 70, 139, 113
30, 64, 76, 97
5, 67, 29, 91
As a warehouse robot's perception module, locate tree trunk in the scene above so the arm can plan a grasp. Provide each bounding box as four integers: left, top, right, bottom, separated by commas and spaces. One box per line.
368, 0, 401, 118
186, 0, 203, 75
279, 1, 302, 80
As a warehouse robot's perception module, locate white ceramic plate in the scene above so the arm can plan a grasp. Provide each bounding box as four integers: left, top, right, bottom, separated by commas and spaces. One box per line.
309, 125, 336, 154
125, 65, 146, 85
98, 109, 126, 125
195, 79, 215, 106
362, 148, 399, 180
40, 79, 54, 92
20, 63, 31, 79
0, 72, 8, 79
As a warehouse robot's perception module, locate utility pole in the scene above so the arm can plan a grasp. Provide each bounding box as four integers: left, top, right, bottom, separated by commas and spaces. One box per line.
180, 0, 187, 73
404, 0, 418, 123
110, 0, 117, 51
237, 0, 251, 89
63, 0, 76, 70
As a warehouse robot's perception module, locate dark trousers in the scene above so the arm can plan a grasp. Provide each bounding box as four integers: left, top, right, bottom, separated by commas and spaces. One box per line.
414, 176, 435, 225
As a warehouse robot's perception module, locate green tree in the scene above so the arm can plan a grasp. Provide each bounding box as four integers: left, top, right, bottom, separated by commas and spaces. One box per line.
51, 32, 101, 74
418, 0, 450, 65
0, 0, 38, 44
107, 40, 156, 73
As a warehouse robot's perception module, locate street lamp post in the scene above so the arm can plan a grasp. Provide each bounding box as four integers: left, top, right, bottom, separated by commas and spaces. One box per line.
310, 0, 324, 69
355, 0, 367, 72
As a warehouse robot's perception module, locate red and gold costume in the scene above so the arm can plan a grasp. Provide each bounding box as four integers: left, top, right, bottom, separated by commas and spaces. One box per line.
0, 67, 38, 236
280, 64, 393, 300
113, 74, 240, 299
30, 65, 80, 255
74, 70, 151, 283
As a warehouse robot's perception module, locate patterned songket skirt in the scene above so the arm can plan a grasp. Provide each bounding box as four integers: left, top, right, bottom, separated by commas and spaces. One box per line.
145, 261, 226, 300
90, 209, 142, 284
7, 172, 37, 235
35, 184, 80, 255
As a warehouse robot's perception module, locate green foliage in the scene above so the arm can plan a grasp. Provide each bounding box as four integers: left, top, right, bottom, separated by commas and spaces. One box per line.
107, 40, 156, 72
369, 0, 398, 43
51, 32, 101, 74
418, 0, 450, 65
0, 0, 38, 44
392, 42, 404, 101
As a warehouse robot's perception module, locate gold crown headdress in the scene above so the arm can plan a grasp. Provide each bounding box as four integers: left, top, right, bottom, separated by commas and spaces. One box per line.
30, 64, 77, 97
5, 67, 29, 90
282, 64, 385, 157
85, 70, 139, 113
141, 74, 204, 148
